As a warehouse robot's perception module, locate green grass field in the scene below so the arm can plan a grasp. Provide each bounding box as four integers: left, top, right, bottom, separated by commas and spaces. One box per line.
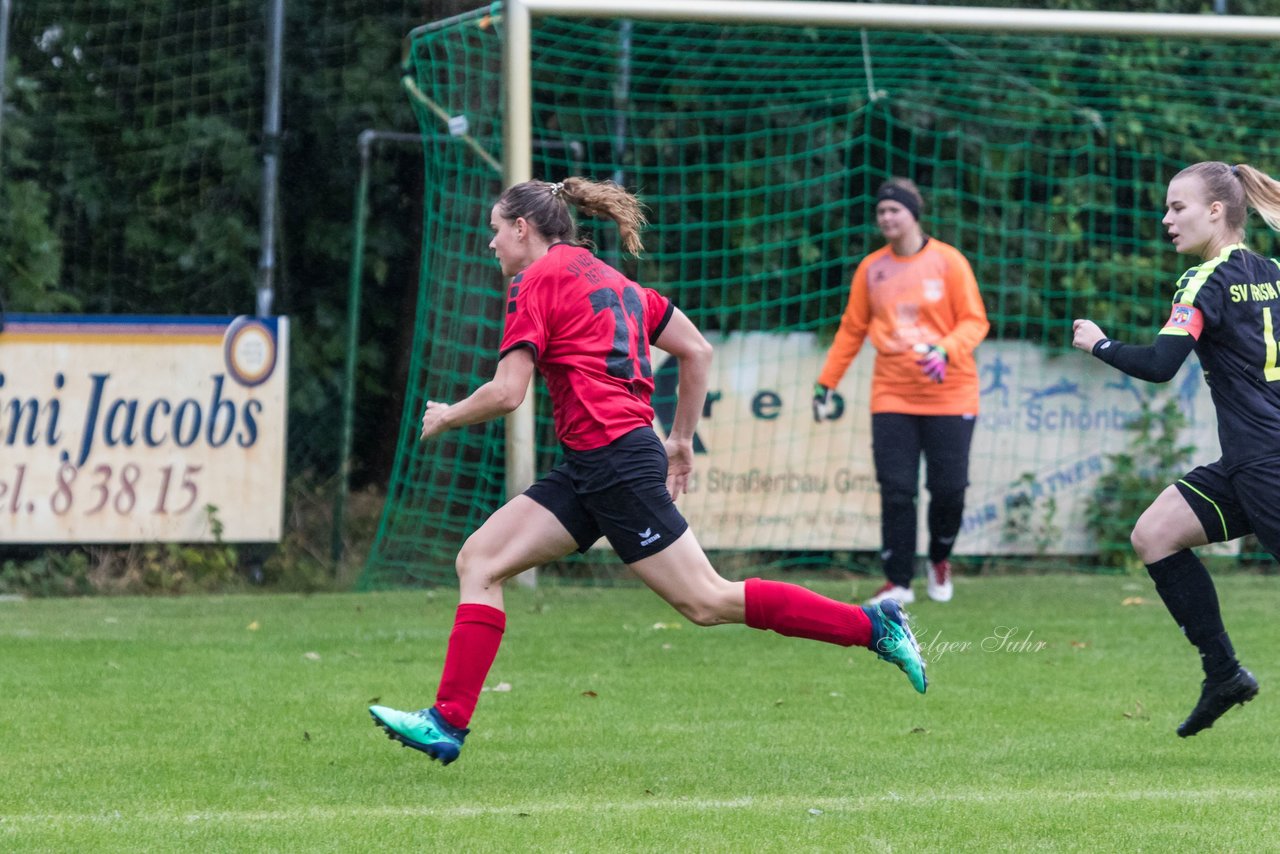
2, 574, 1279, 852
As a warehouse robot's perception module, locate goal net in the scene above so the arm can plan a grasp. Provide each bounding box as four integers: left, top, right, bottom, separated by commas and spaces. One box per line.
362, 3, 1280, 587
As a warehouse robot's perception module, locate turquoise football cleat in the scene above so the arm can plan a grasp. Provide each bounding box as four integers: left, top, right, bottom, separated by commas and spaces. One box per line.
866, 599, 928, 694
369, 704, 468, 765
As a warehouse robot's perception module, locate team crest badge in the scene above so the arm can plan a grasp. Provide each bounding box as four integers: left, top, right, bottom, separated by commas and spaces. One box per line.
1163, 303, 1203, 339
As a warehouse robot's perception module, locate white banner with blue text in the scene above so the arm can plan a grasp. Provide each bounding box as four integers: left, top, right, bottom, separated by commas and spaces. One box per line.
652, 333, 1225, 556
0, 315, 288, 543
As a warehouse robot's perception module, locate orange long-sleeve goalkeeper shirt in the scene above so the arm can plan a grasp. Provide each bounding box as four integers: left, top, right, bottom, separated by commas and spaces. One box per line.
817, 237, 989, 416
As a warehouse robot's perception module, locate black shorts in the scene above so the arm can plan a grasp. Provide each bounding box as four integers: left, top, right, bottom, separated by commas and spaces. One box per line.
1175, 457, 1280, 560
870, 412, 977, 495
524, 427, 689, 564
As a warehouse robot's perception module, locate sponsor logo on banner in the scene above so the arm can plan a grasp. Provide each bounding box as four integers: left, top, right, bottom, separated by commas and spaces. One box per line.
650, 333, 1219, 555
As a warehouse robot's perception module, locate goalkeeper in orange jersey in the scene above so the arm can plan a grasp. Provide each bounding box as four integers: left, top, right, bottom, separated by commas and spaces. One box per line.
814, 177, 989, 606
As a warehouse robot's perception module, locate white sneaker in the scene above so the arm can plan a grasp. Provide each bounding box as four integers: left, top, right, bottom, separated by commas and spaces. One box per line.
865, 582, 915, 606
927, 560, 953, 603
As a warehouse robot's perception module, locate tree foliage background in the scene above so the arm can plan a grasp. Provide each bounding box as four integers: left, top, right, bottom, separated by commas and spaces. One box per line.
5, 0, 1280, 573
2, 0, 479, 493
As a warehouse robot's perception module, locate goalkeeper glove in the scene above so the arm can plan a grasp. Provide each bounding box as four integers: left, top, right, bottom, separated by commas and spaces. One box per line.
812, 384, 837, 422
914, 343, 948, 383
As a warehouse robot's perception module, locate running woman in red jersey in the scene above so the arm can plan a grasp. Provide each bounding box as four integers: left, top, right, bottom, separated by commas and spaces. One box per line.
370, 177, 927, 765
1073, 161, 1280, 737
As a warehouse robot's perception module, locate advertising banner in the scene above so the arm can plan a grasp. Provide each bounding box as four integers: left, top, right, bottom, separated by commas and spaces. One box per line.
656, 333, 1220, 555
0, 315, 288, 543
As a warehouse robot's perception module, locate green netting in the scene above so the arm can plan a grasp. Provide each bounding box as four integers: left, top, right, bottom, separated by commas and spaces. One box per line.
4, 1, 263, 313
363, 6, 1280, 588
2, 1, 435, 543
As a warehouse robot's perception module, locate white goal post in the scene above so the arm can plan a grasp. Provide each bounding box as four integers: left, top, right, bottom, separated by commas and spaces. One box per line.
499, 0, 1280, 512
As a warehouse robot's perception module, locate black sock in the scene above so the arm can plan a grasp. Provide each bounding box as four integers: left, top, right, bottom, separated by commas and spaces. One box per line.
1146, 549, 1239, 681
880, 493, 917, 588
927, 489, 965, 563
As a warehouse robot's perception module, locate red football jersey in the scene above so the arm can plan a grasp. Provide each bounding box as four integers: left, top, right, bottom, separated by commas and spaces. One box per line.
499, 244, 674, 450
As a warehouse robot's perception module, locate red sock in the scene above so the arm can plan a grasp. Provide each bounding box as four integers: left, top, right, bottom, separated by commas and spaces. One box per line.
434, 603, 506, 729
743, 578, 871, 647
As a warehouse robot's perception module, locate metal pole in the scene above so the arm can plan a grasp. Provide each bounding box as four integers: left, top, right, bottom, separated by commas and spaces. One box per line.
504, 0, 538, 588
332, 133, 375, 566
331, 130, 420, 565
612, 20, 632, 191
605, 19, 633, 267
0, 0, 13, 175
257, 0, 285, 317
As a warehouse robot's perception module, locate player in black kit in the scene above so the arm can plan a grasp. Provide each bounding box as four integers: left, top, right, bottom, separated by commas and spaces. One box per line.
1073, 160, 1280, 738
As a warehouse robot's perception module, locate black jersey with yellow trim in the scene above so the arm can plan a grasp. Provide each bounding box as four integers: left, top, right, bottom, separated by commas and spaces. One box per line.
1164, 243, 1280, 470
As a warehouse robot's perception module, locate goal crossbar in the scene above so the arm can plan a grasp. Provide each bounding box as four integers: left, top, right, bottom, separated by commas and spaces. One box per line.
519, 0, 1280, 39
